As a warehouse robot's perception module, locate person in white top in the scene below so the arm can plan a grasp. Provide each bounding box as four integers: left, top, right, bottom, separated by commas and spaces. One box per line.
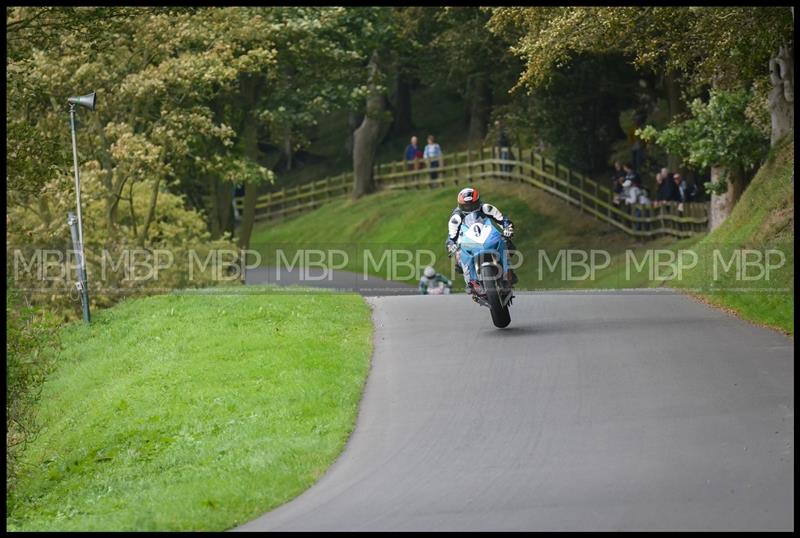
423, 135, 443, 180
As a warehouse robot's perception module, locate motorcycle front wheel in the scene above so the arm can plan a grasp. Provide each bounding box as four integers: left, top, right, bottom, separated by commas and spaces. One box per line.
481, 265, 511, 328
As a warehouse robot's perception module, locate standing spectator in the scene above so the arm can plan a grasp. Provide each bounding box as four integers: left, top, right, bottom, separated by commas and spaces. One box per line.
611, 161, 625, 188
673, 172, 689, 214
653, 171, 665, 207
623, 178, 644, 231
612, 176, 625, 206
404, 136, 420, 171
671, 172, 685, 203
423, 134, 443, 180
495, 120, 512, 173
623, 162, 641, 188
685, 178, 700, 202
622, 179, 642, 207
659, 170, 680, 206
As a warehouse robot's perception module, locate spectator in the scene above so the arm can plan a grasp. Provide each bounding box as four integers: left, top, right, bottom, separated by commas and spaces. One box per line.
611, 161, 625, 188
685, 178, 700, 202
612, 176, 625, 206
623, 162, 641, 188
404, 136, 420, 171
653, 171, 665, 206
659, 170, 680, 205
623, 178, 646, 231
670, 172, 684, 203
622, 179, 641, 207
423, 134, 443, 180
495, 120, 512, 173
674, 173, 688, 202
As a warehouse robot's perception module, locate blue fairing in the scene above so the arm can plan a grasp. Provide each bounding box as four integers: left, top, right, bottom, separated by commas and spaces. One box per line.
457, 214, 508, 281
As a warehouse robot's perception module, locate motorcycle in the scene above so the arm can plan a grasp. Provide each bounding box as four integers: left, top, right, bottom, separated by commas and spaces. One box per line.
455, 212, 514, 328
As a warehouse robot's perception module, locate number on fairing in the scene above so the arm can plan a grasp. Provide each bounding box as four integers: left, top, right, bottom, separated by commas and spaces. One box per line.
473, 224, 482, 236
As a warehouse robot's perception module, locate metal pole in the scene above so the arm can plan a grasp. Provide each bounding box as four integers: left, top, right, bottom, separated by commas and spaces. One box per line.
69, 104, 90, 323
68, 213, 91, 323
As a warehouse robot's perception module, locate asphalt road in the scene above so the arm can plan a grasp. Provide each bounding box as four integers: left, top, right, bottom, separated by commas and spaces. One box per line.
237, 273, 794, 531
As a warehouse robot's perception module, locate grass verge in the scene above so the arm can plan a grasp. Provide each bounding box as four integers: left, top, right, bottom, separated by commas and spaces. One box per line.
671, 134, 794, 334
6, 287, 373, 531
250, 178, 646, 291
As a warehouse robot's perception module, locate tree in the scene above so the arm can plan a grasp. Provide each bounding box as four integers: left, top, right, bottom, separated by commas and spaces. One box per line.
638, 89, 769, 229
422, 7, 519, 145
342, 7, 401, 199
488, 7, 794, 145
352, 50, 391, 198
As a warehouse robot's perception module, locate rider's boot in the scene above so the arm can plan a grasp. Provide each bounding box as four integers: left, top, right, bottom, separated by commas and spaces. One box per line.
505, 268, 518, 286
466, 280, 481, 295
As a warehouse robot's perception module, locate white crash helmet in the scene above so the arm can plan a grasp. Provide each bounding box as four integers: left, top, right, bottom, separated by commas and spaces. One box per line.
423, 266, 436, 278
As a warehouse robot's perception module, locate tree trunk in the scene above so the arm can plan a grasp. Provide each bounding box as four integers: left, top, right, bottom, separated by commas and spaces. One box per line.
768, 43, 794, 146
353, 50, 390, 199
345, 109, 362, 156
208, 176, 221, 238
138, 176, 162, 247
284, 134, 293, 171
236, 76, 264, 250
238, 182, 258, 249
390, 72, 413, 136
207, 176, 233, 239
709, 166, 746, 231
219, 181, 233, 236
237, 115, 260, 250
468, 74, 492, 144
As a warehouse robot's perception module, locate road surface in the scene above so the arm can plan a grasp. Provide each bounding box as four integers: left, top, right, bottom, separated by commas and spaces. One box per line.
237, 271, 794, 531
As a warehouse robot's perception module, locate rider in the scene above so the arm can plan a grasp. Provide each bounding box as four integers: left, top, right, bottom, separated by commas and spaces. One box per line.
418, 265, 452, 295
445, 187, 517, 295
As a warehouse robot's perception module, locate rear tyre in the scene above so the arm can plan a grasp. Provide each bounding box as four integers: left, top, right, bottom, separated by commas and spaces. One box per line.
481, 265, 511, 328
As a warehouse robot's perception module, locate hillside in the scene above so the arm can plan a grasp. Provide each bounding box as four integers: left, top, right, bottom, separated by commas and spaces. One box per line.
250, 179, 663, 291
252, 134, 794, 334
674, 134, 794, 334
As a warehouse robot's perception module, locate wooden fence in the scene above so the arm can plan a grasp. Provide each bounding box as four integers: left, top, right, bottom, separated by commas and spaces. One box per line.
234, 146, 709, 238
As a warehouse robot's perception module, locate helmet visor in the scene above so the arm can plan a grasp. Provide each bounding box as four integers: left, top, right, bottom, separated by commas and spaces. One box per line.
459, 200, 480, 212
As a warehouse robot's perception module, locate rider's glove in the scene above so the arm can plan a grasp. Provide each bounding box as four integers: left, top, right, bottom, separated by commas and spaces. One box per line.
503, 222, 514, 238
446, 241, 458, 256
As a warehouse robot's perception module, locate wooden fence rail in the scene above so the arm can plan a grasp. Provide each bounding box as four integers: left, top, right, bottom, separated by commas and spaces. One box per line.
233, 146, 709, 238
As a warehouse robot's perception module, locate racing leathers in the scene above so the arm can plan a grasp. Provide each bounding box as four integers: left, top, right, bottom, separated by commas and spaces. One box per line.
419, 272, 452, 294
445, 203, 517, 291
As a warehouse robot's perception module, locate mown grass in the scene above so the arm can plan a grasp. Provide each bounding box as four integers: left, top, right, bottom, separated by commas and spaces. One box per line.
250, 178, 649, 291
6, 288, 373, 531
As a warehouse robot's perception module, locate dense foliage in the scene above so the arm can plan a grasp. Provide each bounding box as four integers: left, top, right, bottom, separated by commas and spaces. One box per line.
638, 89, 770, 194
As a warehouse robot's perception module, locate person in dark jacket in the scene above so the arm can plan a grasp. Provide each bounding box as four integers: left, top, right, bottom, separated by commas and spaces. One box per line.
611, 161, 625, 190
670, 172, 685, 202
623, 163, 641, 188
404, 136, 420, 170
495, 120, 512, 173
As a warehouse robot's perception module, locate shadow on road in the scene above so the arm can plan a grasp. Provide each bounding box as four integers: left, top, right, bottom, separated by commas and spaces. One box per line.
481, 314, 728, 338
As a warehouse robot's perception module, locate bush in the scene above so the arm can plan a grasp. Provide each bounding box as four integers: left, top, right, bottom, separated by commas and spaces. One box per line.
7, 171, 240, 321
6, 281, 62, 493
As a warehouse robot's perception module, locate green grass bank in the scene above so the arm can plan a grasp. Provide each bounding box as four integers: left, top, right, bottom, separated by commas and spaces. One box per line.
7, 288, 373, 531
